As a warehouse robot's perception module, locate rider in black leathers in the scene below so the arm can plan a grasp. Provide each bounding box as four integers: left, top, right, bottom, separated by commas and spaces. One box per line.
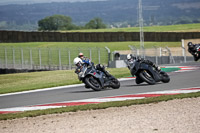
126, 54, 160, 71
188, 42, 200, 61
126, 54, 161, 84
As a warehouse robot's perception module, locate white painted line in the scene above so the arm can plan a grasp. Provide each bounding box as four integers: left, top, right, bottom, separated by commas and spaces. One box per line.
0, 106, 63, 112
0, 86, 199, 113
0, 84, 85, 97
0, 66, 198, 97
75, 97, 144, 103
0, 78, 135, 97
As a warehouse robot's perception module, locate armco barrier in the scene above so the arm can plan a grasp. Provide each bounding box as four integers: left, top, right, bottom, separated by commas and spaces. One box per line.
0, 30, 200, 42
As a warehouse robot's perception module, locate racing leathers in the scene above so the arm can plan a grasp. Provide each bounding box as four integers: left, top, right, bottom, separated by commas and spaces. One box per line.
188, 44, 200, 61
127, 57, 160, 71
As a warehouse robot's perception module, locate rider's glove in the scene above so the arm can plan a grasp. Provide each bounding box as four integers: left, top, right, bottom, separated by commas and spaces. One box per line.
137, 57, 143, 62
75, 69, 80, 74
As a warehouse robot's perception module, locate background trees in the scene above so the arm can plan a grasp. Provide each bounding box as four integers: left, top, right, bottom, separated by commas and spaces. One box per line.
38, 15, 107, 31
85, 18, 107, 29
38, 15, 77, 31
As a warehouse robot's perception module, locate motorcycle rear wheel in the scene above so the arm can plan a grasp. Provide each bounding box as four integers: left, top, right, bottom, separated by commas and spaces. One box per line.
110, 78, 120, 89
135, 76, 144, 84
84, 76, 102, 91
139, 70, 156, 85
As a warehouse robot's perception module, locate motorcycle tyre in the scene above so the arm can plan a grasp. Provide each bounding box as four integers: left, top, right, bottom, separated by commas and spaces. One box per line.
110, 78, 120, 89
160, 71, 170, 83
139, 71, 156, 85
135, 76, 144, 84
84, 76, 102, 91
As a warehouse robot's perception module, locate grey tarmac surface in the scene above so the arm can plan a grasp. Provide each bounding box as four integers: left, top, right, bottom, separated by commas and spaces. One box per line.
0, 62, 200, 109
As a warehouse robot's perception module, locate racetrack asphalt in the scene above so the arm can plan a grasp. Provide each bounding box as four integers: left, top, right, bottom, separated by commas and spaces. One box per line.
0, 62, 200, 110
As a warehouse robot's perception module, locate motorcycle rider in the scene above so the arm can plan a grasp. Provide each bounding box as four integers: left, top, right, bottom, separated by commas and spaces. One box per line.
73, 57, 84, 74
73, 57, 91, 89
187, 42, 200, 61
78, 52, 111, 76
73, 53, 111, 88
126, 54, 160, 84
78, 52, 92, 66
127, 54, 160, 70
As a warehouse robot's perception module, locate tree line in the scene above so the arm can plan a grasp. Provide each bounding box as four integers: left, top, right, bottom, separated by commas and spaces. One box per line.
38, 14, 107, 31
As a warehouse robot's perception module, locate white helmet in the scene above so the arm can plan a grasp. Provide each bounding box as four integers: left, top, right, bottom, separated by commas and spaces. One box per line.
73, 57, 83, 65
127, 54, 132, 60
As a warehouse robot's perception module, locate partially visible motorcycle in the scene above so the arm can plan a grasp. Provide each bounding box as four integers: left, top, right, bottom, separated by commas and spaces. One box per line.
75, 64, 120, 91
193, 45, 200, 61
127, 59, 170, 85
188, 42, 200, 61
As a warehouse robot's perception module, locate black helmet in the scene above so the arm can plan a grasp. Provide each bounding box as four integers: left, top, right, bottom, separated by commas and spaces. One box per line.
188, 42, 194, 48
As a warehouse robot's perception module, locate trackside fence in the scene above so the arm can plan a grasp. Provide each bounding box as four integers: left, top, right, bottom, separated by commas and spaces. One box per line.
0, 47, 109, 70
118, 45, 194, 65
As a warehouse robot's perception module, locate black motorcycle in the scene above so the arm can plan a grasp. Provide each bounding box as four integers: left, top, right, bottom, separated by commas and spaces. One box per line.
127, 60, 170, 85
75, 64, 120, 91
192, 45, 200, 61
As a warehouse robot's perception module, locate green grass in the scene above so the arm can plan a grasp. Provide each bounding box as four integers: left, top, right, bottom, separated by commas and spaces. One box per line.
0, 67, 180, 94
0, 91, 199, 120
0, 67, 130, 94
0, 23, 199, 120
65, 23, 200, 32
0, 42, 181, 52
0, 70, 81, 94
0, 42, 181, 66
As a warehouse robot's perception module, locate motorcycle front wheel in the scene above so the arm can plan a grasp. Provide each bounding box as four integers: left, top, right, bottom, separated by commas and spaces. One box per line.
84, 76, 102, 91
139, 70, 156, 85
160, 71, 170, 83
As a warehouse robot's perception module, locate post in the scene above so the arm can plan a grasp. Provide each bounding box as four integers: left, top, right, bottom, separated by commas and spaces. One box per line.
21, 48, 24, 69
181, 39, 185, 56
48, 48, 51, 69
181, 39, 186, 63
12, 47, 15, 68
111, 52, 114, 61
153, 46, 158, 65
138, 0, 144, 51
58, 48, 61, 70
105, 47, 111, 66
68, 50, 71, 69
98, 48, 101, 64
141, 46, 145, 59
89, 48, 92, 61
166, 47, 175, 64
159, 47, 162, 57
39, 48, 41, 69
30, 48, 33, 69
4, 47, 7, 68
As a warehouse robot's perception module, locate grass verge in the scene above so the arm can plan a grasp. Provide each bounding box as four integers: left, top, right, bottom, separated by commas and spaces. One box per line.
0, 67, 180, 94
66, 23, 200, 32
0, 67, 130, 94
0, 41, 181, 52
0, 91, 200, 120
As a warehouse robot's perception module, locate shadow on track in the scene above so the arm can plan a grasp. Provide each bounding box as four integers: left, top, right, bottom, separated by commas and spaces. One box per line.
69, 88, 113, 93
123, 82, 162, 87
